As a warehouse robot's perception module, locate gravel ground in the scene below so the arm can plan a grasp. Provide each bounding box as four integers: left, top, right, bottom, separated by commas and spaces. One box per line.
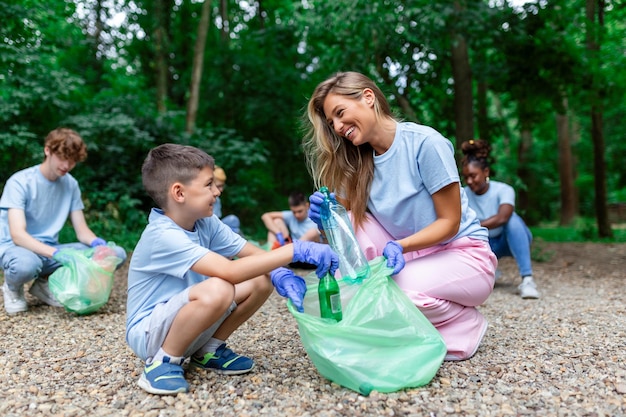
0, 242, 625, 417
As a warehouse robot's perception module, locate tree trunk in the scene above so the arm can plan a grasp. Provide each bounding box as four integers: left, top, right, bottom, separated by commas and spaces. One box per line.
477, 79, 489, 142
186, 0, 212, 134
586, 0, 612, 237
516, 122, 533, 217
154, 0, 169, 114
450, 25, 474, 149
556, 95, 577, 225
258, 0, 266, 30
220, 0, 228, 42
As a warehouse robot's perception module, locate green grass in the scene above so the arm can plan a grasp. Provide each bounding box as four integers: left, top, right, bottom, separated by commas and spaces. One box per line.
530, 219, 626, 243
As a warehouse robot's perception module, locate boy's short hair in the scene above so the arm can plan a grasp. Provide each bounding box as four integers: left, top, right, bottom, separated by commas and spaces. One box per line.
288, 191, 307, 207
142, 143, 215, 209
44, 128, 88, 163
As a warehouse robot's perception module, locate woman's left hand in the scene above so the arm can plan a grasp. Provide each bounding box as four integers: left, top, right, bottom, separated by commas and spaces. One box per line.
383, 241, 405, 275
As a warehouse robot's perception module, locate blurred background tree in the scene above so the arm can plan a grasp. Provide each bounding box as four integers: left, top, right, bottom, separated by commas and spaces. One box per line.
1, 0, 624, 249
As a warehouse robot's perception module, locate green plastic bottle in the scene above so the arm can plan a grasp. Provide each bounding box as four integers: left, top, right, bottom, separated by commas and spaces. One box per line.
318, 272, 342, 321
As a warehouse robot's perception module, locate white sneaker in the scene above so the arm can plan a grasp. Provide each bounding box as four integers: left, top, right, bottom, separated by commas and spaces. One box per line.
2, 281, 28, 314
518, 276, 540, 299
29, 279, 63, 307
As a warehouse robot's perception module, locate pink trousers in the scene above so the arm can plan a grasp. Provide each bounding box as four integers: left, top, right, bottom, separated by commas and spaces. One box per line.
354, 214, 497, 361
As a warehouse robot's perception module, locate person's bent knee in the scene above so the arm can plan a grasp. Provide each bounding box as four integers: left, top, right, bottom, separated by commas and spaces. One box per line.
191, 278, 235, 312
255, 274, 274, 298
2, 249, 42, 285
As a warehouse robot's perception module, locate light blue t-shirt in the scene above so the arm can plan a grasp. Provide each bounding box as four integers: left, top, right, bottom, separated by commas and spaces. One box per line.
464, 180, 515, 238
368, 122, 487, 243
125, 208, 246, 357
214, 196, 223, 218
0, 165, 84, 257
282, 210, 318, 240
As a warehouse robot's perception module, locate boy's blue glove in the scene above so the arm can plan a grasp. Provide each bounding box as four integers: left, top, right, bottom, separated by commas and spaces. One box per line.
91, 237, 107, 247
275, 232, 286, 246
308, 191, 335, 230
292, 240, 339, 278
383, 241, 405, 275
270, 267, 307, 312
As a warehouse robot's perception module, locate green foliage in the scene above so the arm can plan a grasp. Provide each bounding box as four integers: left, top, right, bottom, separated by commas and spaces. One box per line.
2, 0, 626, 252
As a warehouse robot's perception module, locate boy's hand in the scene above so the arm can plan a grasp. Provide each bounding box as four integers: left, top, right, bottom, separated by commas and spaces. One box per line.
383, 241, 405, 275
292, 240, 339, 278
270, 267, 307, 312
275, 232, 286, 246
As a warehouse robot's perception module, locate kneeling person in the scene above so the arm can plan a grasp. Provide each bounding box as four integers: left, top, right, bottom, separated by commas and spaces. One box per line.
126, 144, 338, 395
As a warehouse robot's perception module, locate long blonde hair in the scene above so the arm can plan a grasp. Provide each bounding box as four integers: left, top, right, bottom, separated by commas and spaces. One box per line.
302, 71, 396, 228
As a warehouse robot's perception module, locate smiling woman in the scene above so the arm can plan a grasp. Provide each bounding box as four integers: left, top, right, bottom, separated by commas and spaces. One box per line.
302, 71, 497, 362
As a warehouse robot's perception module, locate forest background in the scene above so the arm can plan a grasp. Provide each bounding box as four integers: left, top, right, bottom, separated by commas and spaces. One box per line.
1, 0, 625, 251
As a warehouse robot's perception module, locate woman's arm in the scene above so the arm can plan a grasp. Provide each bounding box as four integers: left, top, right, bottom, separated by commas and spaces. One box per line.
480, 203, 514, 230
396, 182, 462, 252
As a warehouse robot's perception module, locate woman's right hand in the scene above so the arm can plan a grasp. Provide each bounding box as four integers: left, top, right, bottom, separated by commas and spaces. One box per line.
308, 191, 336, 229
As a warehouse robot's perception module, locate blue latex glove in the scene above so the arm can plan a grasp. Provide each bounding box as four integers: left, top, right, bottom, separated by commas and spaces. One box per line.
308, 191, 335, 230
270, 267, 307, 312
383, 241, 405, 275
292, 239, 339, 278
275, 232, 286, 246
91, 237, 107, 247
52, 248, 74, 265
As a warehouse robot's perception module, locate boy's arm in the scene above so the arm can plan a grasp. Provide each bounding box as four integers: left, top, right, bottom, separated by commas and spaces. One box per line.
191, 244, 296, 285
7, 208, 57, 258
69, 209, 99, 246
235, 241, 268, 257
191, 240, 339, 284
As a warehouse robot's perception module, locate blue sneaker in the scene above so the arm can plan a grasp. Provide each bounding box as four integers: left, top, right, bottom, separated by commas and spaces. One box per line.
190, 344, 254, 375
138, 357, 189, 395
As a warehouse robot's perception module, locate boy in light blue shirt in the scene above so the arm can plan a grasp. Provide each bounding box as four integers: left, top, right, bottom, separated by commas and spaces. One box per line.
126, 144, 338, 395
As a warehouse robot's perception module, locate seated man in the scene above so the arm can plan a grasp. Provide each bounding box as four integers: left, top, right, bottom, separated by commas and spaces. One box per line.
261, 191, 321, 249
262, 191, 322, 268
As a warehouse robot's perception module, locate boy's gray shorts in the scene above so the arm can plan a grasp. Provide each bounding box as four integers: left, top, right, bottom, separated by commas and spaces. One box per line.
144, 287, 237, 360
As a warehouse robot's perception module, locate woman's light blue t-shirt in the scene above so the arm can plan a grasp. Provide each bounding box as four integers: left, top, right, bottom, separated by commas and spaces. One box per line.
368, 122, 487, 243
464, 180, 515, 238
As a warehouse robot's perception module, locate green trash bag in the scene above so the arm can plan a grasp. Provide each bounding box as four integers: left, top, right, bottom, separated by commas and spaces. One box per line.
287, 257, 446, 395
49, 244, 124, 315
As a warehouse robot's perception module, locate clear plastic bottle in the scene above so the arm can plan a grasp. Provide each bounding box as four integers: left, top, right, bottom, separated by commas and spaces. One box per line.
319, 186, 370, 283
318, 272, 342, 321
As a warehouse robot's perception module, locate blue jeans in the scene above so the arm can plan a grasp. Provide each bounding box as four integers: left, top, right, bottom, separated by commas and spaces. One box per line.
2, 243, 127, 291
221, 214, 241, 235
488, 212, 533, 277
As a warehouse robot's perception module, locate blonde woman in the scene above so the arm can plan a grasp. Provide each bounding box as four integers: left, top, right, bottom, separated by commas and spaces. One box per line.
303, 71, 497, 361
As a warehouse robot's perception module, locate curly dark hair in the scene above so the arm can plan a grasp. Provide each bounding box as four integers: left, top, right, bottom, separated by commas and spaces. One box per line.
460, 139, 496, 176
